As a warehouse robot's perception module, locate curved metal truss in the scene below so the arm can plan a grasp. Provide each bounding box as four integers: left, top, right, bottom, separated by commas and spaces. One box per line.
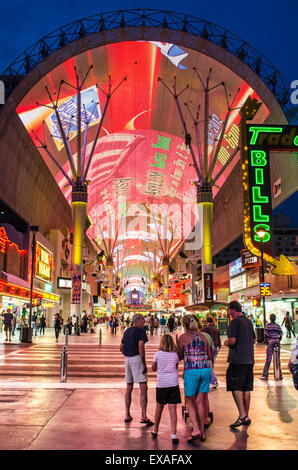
1, 8, 296, 121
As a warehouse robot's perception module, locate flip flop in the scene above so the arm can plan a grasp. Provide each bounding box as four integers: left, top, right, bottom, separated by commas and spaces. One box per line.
124, 417, 133, 422
187, 433, 201, 443
140, 419, 154, 426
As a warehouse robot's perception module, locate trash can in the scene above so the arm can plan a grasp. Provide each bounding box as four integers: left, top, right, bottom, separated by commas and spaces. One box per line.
255, 327, 264, 343
20, 327, 33, 343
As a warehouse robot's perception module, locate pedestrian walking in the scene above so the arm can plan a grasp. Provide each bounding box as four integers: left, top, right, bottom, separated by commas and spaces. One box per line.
281, 312, 296, 338
224, 300, 256, 428
203, 316, 222, 389
120, 313, 153, 426
2, 308, 13, 342
167, 313, 175, 333
32, 312, 39, 336
54, 313, 62, 342
151, 334, 181, 444
149, 315, 155, 336
176, 314, 212, 442
111, 315, 118, 334
160, 315, 166, 335
259, 313, 283, 381
12, 310, 18, 336
125, 316, 131, 329
39, 314, 46, 335
65, 316, 73, 335
82, 312, 88, 333
288, 337, 298, 390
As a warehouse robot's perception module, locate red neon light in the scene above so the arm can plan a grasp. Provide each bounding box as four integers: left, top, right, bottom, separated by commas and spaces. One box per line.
0, 279, 43, 301
0, 227, 26, 255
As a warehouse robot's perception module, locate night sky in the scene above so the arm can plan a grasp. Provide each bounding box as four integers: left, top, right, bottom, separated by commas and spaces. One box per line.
0, 0, 297, 225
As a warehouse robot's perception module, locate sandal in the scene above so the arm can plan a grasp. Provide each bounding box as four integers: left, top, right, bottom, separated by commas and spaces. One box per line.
124, 417, 133, 423
140, 419, 154, 426
187, 433, 201, 443
230, 416, 248, 428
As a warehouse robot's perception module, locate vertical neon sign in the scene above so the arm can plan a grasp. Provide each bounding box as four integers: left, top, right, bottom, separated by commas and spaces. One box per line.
241, 107, 297, 275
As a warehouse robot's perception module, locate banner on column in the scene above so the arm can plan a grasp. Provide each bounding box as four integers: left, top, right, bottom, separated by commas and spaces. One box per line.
204, 273, 213, 302
72, 273, 82, 304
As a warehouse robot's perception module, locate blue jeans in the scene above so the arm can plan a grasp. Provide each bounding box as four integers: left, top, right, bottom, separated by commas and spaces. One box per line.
211, 347, 219, 385
262, 340, 282, 379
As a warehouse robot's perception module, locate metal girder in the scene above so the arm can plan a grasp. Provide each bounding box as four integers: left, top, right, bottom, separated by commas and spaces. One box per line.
1, 9, 295, 119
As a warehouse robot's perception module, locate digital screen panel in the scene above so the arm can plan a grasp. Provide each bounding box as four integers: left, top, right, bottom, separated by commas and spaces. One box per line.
17, 41, 270, 290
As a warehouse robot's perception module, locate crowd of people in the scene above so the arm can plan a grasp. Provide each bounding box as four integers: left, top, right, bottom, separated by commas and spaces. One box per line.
120, 302, 298, 444
0, 308, 46, 341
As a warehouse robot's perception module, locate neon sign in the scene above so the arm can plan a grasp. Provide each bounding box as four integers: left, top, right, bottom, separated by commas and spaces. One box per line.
241, 99, 297, 276
35, 243, 54, 283
247, 125, 298, 251
260, 282, 271, 296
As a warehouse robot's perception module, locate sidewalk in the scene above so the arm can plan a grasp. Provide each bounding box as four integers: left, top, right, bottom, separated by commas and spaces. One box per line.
0, 325, 297, 450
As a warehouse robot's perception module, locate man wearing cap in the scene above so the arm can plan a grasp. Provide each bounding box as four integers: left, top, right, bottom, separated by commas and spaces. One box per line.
120, 313, 154, 426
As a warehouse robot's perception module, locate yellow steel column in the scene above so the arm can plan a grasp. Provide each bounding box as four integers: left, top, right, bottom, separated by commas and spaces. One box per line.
163, 256, 169, 311
197, 183, 213, 303
71, 182, 88, 331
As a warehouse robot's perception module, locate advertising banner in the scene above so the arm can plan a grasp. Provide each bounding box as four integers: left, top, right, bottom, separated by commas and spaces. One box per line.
71, 273, 82, 304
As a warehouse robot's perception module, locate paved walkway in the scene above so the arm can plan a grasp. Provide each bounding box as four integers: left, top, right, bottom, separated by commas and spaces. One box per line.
0, 326, 297, 450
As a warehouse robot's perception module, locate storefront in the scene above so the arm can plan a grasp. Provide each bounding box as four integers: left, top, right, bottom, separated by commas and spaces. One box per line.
0, 277, 44, 321
229, 257, 262, 324
263, 296, 298, 330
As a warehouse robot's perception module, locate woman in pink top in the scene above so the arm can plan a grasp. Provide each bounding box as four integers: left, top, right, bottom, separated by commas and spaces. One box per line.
151, 334, 181, 443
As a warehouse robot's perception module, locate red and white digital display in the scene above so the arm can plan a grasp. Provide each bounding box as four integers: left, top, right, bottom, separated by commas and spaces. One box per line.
17, 40, 270, 292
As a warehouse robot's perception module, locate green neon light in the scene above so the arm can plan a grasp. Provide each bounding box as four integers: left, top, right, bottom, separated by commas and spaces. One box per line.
254, 224, 271, 243
248, 126, 283, 145
251, 150, 267, 166
255, 168, 264, 184
252, 187, 268, 204
294, 135, 298, 146
253, 205, 269, 222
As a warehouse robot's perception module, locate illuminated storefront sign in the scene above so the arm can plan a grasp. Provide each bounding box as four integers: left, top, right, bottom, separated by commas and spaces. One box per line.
42, 292, 60, 303
260, 282, 271, 296
241, 249, 260, 269
230, 274, 247, 293
229, 257, 245, 278
242, 113, 297, 275
57, 277, 90, 293
35, 243, 54, 283
0, 279, 43, 302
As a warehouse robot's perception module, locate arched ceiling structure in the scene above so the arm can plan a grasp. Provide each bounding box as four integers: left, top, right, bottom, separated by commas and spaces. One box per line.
3, 10, 293, 298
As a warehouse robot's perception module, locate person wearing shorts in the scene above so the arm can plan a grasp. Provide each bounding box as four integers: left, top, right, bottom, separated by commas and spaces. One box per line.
224, 301, 256, 429
176, 315, 212, 442
120, 314, 153, 426
151, 334, 181, 444
2, 308, 13, 342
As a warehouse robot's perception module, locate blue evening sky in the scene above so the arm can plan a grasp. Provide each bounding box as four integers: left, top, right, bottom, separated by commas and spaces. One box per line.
0, 0, 297, 224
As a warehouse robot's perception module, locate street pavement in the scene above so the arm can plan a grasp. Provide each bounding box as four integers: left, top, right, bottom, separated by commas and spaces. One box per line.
0, 326, 297, 450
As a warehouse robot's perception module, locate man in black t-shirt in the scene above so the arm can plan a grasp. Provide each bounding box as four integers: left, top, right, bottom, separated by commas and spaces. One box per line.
120, 314, 153, 426
2, 308, 13, 342
224, 301, 256, 429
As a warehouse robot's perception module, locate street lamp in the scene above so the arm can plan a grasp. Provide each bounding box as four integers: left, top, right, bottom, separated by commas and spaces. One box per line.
256, 229, 266, 326
28, 225, 39, 341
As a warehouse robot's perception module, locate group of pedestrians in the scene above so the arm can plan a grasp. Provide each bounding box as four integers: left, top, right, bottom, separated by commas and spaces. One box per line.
0, 308, 46, 341
120, 301, 298, 443
31, 313, 46, 336
120, 309, 226, 443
